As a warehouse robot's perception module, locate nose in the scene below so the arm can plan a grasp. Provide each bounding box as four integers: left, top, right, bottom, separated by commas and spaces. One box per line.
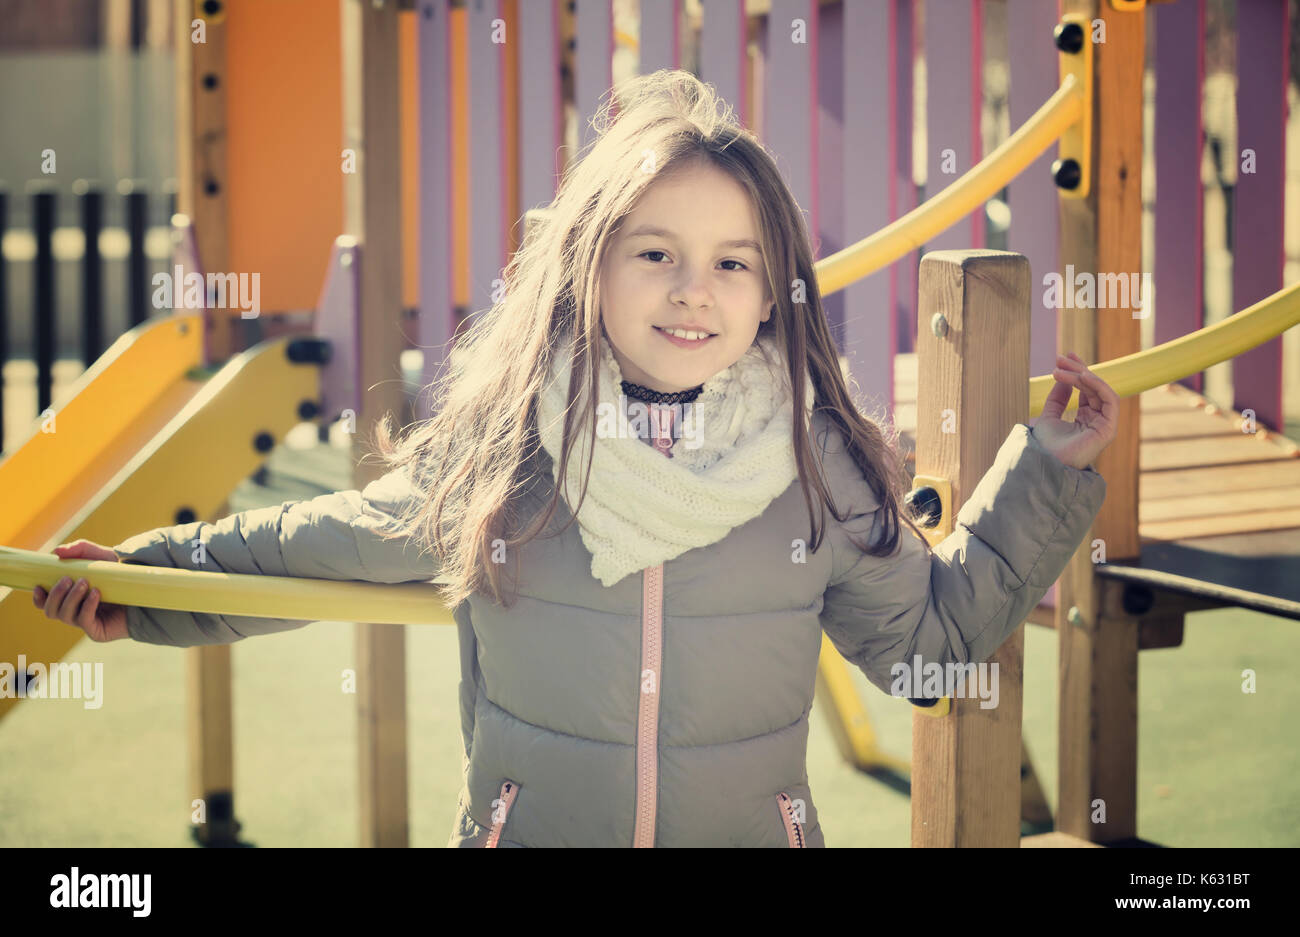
669, 263, 713, 310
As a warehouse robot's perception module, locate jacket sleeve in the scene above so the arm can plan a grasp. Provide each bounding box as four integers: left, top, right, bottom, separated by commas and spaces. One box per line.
818, 421, 1107, 697
111, 465, 436, 647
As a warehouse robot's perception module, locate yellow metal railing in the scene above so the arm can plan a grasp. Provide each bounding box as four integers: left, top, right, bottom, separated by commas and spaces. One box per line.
1028, 279, 1300, 417
1, 545, 456, 626
812, 73, 1085, 297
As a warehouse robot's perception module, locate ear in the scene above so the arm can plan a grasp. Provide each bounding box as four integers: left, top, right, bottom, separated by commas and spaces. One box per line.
762, 302, 774, 323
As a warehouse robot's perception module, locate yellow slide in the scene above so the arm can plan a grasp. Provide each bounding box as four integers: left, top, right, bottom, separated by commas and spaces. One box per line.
0, 314, 324, 722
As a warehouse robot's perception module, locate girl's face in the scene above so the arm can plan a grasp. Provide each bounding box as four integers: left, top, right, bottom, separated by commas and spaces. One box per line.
598, 159, 773, 393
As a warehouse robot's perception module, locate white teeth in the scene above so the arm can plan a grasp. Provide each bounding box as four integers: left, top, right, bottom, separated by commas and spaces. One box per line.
660, 327, 712, 341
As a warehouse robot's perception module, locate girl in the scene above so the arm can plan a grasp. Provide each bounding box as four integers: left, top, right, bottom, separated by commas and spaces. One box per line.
34, 69, 1116, 847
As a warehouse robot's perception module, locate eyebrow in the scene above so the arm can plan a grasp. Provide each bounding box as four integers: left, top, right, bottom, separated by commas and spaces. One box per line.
623, 225, 761, 253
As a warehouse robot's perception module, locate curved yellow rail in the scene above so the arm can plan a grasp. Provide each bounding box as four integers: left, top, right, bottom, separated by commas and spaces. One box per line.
0, 545, 455, 627
1029, 280, 1300, 417
813, 73, 1084, 297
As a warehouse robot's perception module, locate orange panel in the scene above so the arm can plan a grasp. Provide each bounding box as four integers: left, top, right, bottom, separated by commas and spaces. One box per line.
225, 0, 344, 312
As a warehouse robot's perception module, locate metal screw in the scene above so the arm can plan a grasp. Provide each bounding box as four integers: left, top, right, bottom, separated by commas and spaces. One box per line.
1052, 158, 1082, 191
341, 251, 353, 268
931, 313, 949, 338
1053, 21, 1085, 54
1067, 605, 1083, 626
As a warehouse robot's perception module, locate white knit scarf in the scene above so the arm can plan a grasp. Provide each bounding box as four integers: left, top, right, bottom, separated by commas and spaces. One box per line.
536, 329, 815, 587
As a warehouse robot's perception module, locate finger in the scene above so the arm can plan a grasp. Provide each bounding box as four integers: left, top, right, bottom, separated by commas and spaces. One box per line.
33, 585, 46, 606
1074, 369, 1118, 419
1041, 375, 1074, 420
78, 588, 101, 634
58, 578, 90, 623
44, 576, 72, 617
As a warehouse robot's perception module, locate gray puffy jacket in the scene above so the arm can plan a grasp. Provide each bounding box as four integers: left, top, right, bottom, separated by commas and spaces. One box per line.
113, 411, 1106, 846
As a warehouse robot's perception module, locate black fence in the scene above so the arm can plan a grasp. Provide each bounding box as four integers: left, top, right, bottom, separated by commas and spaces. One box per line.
0, 181, 176, 452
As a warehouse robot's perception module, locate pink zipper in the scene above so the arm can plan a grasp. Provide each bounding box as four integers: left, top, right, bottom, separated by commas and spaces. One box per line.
632, 563, 664, 847
777, 792, 806, 847
632, 407, 673, 848
485, 779, 520, 847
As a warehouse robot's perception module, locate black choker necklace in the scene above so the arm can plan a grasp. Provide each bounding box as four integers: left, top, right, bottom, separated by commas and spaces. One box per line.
620, 380, 704, 405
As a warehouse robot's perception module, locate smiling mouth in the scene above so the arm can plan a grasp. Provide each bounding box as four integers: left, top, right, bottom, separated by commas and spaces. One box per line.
653, 326, 717, 343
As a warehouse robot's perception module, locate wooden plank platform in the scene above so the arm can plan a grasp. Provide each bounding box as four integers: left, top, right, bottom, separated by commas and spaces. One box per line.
888, 355, 1300, 622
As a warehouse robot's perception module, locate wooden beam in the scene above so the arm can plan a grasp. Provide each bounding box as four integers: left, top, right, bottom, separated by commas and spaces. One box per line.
175, 0, 232, 362
175, 0, 238, 848
342, 0, 411, 848
911, 249, 1031, 848
1055, 0, 1146, 847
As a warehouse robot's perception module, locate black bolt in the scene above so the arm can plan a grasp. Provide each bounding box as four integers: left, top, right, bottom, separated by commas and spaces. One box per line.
1052, 158, 1082, 191
1122, 584, 1156, 616
253, 431, 275, 454
202, 0, 222, 17
905, 486, 942, 528
1054, 21, 1084, 54
298, 399, 320, 421
287, 337, 331, 365
909, 697, 939, 708
202, 73, 220, 90
176, 507, 197, 524
203, 177, 221, 196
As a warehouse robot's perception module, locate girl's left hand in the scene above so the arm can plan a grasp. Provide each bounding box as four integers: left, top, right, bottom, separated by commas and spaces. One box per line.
1028, 352, 1119, 471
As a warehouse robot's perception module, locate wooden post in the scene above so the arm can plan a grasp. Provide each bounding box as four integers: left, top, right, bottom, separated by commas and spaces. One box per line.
911, 250, 1030, 848
174, 0, 239, 847
174, 0, 232, 362
1055, 0, 1145, 845
342, 0, 410, 849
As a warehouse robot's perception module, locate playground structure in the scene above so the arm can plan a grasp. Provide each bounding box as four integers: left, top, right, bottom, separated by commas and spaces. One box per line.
1, 0, 1297, 848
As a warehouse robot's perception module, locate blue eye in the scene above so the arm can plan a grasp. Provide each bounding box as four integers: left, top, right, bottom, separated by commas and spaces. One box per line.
640, 250, 668, 263
720, 259, 749, 272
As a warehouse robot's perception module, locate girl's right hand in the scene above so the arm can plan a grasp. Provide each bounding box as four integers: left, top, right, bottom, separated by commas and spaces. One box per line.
32, 540, 130, 643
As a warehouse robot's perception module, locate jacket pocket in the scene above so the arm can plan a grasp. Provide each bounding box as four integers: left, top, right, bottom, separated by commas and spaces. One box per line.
485, 779, 521, 848
776, 791, 806, 848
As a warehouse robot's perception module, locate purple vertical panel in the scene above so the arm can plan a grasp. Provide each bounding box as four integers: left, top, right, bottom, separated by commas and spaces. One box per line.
1007, 0, 1061, 382
765, 0, 818, 292
418, 0, 455, 401
1154, 0, 1204, 394
895, 0, 916, 355
468, 0, 505, 319
1232, 0, 1288, 432
575, 0, 613, 152
924, 0, 983, 253
817, 0, 845, 347
699, 0, 744, 120
842, 0, 895, 416
519, 0, 562, 211
752, 12, 767, 138
639, 0, 679, 73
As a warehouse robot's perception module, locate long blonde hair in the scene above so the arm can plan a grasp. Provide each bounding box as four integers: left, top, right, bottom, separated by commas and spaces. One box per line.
367, 68, 930, 609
